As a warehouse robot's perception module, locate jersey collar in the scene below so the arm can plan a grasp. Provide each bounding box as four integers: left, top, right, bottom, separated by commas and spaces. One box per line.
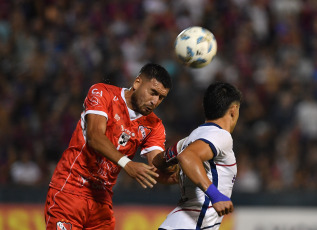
121, 88, 143, 120
199, 122, 223, 129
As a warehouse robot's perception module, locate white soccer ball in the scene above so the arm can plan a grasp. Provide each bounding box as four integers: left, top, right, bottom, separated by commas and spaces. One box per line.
174, 26, 217, 68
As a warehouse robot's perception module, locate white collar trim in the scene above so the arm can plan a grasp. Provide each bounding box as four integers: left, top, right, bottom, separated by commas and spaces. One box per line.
121, 88, 143, 120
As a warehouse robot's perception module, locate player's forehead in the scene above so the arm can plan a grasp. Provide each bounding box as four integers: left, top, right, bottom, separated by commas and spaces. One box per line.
144, 78, 169, 96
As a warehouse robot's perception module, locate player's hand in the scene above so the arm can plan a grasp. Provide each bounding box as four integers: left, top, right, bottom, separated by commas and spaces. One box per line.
212, 200, 234, 217
156, 164, 180, 184
124, 161, 159, 188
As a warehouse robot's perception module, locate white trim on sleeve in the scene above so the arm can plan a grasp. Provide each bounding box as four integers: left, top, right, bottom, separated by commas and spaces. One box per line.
85, 110, 108, 119
140, 146, 164, 157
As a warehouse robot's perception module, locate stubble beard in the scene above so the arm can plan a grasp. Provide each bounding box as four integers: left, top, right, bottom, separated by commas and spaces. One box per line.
131, 92, 146, 115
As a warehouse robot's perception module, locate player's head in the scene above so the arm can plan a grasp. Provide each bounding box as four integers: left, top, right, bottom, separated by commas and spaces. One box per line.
131, 63, 172, 116
203, 82, 242, 132
138, 63, 173, 89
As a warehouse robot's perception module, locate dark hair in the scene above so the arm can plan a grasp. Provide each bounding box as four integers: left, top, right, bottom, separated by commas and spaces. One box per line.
203, 82, 242, 120
138, 63, 172, 89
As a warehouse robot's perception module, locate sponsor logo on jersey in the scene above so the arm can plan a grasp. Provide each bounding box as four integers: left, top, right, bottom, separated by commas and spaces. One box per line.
92, 88, 103, 97
118, 132, 131, 147
56, 221, 72, 230
138, 126, 151, 140
87, 96, 99, 106
113, 96, 118, 101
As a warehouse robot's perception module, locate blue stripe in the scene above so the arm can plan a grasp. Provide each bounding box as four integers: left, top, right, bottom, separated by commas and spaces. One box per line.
196, 196, 210, 230
209, 160, 218, 187
201, 223, 221, 229
199, 122, 222, 129
198, 138, 217, 157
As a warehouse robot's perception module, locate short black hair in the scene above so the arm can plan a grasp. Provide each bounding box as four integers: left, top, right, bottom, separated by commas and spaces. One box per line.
203, 82, 242, 120
138, 63, 172, 89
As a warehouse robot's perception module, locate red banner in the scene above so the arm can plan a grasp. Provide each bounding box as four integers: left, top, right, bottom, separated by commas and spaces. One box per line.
0, 204, 233, 230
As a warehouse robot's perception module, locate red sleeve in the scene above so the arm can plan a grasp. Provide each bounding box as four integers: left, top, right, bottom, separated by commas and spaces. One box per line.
140, 121, 166, 156
83, 84, 111, 119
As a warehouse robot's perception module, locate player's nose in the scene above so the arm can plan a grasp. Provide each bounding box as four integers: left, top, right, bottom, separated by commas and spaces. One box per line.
150, 96, 159, 106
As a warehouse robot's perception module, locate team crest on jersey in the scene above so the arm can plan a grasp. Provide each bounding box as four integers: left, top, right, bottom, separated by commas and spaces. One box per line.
118, 132, 131, 146
56, 221, 72, 230
138, 126, 151, 140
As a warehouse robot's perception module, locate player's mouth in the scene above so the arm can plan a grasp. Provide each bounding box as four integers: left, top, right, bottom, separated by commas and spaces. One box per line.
145, 106, 153, 113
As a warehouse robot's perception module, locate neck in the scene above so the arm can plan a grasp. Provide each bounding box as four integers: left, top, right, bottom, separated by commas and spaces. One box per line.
206, 116, 232, 133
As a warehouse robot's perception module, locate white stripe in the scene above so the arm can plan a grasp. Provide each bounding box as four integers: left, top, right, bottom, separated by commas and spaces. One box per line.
140, 146, 164, 156
85, 110, 108, 119
46, 144, 86, 229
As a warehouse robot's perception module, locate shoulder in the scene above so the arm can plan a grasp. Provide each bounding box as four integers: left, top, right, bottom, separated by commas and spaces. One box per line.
191, 125, 232, 148
88, 83, 122, 98
91, 83, 121, 93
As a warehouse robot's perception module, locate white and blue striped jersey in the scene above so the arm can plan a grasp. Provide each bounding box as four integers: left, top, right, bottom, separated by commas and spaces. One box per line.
159, 122, 237, 230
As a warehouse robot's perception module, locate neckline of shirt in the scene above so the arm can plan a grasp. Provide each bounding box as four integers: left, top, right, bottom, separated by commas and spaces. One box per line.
121, 88, 143, 120
200, 122, 223, 129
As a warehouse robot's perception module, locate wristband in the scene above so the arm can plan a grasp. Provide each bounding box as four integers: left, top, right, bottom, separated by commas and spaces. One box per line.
117, 156, 131, 168
205, 184, 231, 204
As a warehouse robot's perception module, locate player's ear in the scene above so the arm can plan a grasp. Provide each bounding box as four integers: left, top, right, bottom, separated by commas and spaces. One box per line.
133, 76, 142, 90
229, 104, 238, 118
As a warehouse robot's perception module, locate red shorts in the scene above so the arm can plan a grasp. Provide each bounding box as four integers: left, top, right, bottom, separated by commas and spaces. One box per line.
44, 187, 115, 230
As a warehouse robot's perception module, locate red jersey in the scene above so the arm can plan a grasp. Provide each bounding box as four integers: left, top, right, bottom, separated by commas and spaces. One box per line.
49, 83, 166, 204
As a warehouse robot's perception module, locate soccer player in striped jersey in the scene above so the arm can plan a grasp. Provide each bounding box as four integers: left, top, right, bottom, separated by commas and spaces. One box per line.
154, 82, 242, 230
44, 63, 175, 230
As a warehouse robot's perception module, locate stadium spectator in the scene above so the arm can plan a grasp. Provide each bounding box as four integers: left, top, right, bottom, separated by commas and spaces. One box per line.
0, 0, 316, 196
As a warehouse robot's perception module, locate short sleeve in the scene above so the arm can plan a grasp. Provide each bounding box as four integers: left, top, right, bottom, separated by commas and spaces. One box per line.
197, 129, 232, 158
83, 84, 110, 119
140, 121, 166, 157
208, 130, 232, 158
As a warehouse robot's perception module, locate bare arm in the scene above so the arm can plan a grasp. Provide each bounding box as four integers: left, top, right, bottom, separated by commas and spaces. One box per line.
86, 114, 159, 188
152, 137, 187, 171
148, 150, 179, 184
177, 140, 234, 216
176, 140, 213, 191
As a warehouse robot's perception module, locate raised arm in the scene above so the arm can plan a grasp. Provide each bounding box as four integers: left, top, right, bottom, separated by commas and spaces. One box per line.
86, 113, 158, 188
177, 140, 234, 216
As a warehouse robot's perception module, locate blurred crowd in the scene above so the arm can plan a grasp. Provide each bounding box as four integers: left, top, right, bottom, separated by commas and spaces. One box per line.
1, 0, 317, 194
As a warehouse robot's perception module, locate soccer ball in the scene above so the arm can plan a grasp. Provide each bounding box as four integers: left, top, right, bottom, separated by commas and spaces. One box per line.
174, 26, 217, 68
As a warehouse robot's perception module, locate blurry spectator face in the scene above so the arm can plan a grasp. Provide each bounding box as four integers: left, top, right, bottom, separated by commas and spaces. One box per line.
131, 76, 169, 116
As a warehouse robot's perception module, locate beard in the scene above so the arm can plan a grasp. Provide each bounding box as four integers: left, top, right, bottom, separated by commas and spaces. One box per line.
131, 92, 143, 114
131, 92, 151, 116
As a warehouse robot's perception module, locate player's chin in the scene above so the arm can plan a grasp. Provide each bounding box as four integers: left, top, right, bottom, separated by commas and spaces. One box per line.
141, 108, 152, 116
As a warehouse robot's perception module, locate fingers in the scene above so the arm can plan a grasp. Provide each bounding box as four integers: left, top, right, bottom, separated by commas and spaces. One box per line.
214, 201, 234, 217
138, 173, 157, 188
146, 165, 160, 177
129, 163, 159, 188
136, 177, 147, 189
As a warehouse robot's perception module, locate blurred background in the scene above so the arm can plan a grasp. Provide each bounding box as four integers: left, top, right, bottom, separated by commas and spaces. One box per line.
1, 0, 317, 229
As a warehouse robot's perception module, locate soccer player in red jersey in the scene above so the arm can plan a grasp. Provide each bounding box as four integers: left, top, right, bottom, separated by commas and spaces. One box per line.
44, 63, 174, 230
